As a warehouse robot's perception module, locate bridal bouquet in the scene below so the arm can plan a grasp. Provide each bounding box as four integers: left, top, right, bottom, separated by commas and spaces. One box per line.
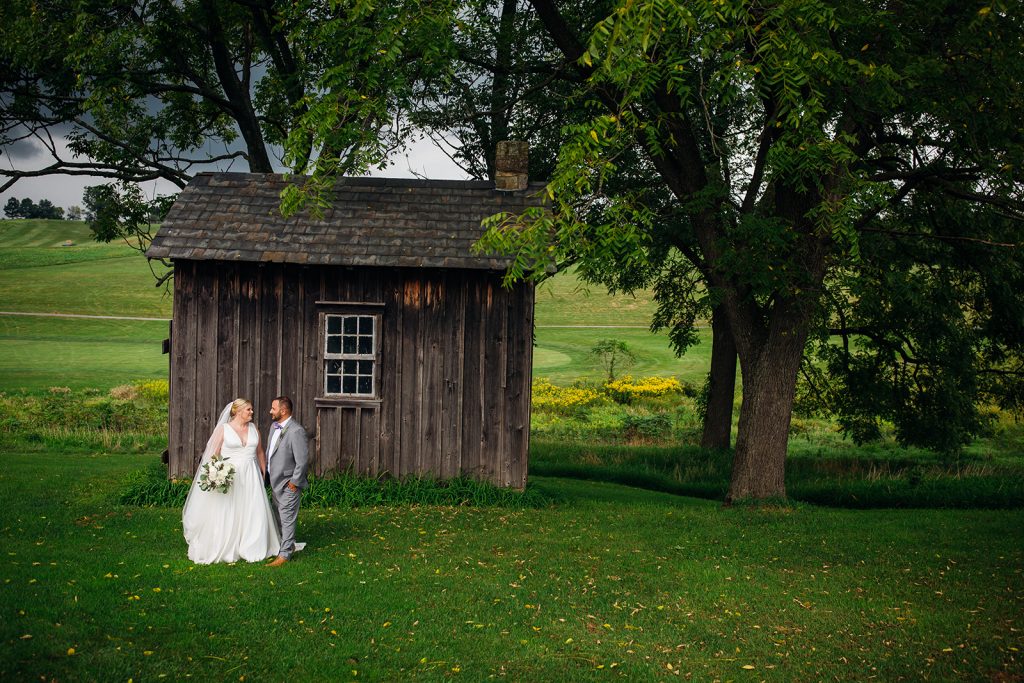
198, 454, 235, 493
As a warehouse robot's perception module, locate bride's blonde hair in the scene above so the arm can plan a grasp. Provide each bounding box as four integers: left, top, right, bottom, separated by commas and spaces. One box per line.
229, 398, 252, 417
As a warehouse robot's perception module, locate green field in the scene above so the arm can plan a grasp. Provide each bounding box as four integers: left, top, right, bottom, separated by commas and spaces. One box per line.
0, 316, 168, 391
0, 219, 685, 392
0, 220, 169, 391
534, 326, 709, 385
0, 218, 97, 247
0, 221, 172, 318
533, 273, 658, 327
2, 452, 1022, 681
533, 268, 708, 384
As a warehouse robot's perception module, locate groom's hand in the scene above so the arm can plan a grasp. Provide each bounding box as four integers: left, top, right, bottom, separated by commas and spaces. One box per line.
287, 482, 298, 492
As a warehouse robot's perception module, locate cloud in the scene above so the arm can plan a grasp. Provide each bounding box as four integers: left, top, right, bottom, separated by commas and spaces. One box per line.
2, 138, 44, 162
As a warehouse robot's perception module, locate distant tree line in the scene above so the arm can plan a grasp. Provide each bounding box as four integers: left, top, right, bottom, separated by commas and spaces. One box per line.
3, 196, 81, 220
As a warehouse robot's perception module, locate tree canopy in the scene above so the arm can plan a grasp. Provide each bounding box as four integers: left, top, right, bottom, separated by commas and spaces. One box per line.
473, 0, 1024, 497
4, 196, 64, 219
1, 0, 452, 241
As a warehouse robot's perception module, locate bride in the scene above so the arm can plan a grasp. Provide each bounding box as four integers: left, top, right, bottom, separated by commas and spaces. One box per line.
182, 398, 281, 564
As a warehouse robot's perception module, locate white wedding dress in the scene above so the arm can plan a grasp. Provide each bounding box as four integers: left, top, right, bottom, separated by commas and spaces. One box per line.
182, 423, 281, 564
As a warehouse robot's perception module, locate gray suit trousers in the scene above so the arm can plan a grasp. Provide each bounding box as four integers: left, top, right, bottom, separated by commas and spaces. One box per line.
271, 485, 301, 559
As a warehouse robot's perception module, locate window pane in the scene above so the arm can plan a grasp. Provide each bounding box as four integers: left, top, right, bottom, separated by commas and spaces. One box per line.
323, 314, 379, 397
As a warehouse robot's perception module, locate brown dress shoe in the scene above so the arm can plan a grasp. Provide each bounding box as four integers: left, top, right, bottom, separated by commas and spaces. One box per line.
266, 556, 288, 567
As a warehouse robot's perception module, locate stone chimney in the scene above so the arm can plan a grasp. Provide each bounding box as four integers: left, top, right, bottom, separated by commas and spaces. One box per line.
494, 140, 529, 191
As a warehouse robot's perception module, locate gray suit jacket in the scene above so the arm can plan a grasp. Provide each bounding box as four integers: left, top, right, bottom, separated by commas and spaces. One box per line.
267, 418, 310, 498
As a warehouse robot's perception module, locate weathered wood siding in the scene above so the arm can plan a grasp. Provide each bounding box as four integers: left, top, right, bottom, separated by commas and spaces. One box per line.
167, 260, 533, 488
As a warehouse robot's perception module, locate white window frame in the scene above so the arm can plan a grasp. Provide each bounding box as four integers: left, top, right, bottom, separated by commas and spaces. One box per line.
323, 313, 380, 398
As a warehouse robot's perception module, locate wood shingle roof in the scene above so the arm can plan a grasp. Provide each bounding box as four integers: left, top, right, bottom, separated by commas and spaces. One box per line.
146, 172, 546, 270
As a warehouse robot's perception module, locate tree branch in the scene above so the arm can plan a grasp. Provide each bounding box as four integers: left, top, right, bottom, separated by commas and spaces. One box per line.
858, 226, 1018, 249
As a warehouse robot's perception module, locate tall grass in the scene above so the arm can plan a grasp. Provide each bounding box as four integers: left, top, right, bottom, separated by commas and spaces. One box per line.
531, 441, 1024, 509
119, 460, 555, 509
0, 381, 168, 451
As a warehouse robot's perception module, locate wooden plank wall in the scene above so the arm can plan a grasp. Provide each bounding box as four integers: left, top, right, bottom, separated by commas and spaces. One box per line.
167, 261, 532, 488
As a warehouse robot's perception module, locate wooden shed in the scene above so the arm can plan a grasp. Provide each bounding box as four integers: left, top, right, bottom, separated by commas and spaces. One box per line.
146, 170, 544, 488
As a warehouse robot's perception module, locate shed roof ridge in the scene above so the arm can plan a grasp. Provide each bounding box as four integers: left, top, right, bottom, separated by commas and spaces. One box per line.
191, 170, 546, 192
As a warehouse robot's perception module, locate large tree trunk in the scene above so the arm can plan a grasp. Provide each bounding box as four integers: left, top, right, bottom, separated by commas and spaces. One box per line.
701, 305, 737, 450
726, 300, 816, 502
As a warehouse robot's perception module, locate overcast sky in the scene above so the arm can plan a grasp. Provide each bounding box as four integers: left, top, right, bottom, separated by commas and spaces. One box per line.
0, 134, 471, 213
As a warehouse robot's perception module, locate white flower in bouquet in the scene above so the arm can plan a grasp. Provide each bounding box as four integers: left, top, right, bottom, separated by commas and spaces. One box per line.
198, 454, 236, 493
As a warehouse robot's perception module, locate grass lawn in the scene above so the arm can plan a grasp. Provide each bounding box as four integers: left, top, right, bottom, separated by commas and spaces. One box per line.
532, 268, 698, 383
0, 254, 172, 318
0, 218, 97, 247
533, 271, 658, 328
0, 219, 173, 318
0, 316, 168, 392
1, 453, 1022, 681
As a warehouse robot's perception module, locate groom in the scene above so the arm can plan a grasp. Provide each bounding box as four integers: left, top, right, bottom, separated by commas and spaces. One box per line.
265, 396, 309, 567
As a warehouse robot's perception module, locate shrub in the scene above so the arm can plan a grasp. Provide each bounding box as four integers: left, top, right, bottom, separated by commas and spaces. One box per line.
623, 412, 673, 442
108, 380, 168, 404
136, 379, 170, 404
530, 405, 626, 442
531, 378, 607, 414
604, 376, 683, 404
109, 384, 140, 401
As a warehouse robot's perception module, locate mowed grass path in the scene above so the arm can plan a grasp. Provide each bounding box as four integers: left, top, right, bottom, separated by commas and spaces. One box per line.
0, 316, 168, 391
2, 452, 1023, 681
0, 220, 171, 391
